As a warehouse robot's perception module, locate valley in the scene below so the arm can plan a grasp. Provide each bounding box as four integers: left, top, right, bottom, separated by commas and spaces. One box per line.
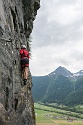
35, 103, 83, 125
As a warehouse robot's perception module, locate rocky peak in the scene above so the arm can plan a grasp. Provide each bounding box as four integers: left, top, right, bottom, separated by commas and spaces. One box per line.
49, 66, 73, 77
73, 70, 83, 77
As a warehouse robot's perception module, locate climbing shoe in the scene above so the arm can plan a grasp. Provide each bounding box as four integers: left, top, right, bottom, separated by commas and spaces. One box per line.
23, 79, 27, 85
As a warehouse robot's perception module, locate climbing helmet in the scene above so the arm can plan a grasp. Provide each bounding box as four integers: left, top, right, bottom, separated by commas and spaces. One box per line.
21, 44, 26, 49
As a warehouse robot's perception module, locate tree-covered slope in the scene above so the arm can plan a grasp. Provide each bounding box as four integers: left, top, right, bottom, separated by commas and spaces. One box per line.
32, 66, 83, 106
42, 75, 74, 104
32, 75, 74, 104
64, 77, 83, 106
32, 76, 50, 102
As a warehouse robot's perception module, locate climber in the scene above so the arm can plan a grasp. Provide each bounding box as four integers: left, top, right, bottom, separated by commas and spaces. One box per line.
19, 44, 29, 85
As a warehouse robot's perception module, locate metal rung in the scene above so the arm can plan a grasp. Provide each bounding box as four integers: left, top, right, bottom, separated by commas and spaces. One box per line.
0, 36, 12, 42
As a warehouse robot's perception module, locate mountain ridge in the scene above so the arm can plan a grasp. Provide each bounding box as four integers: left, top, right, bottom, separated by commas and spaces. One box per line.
32, 66, 83, 106
48, 66, 73, 77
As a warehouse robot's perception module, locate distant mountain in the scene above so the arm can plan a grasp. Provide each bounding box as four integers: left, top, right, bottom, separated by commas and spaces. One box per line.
73, 70, 83, 79
48, 66, 73, 77
32, 66, 83, 106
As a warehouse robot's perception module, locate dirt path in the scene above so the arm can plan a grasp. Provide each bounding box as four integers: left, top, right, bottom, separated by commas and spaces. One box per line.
50, 119, 59, 125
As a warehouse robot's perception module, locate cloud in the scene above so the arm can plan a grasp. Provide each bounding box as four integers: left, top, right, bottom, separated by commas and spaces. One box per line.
30, 0, 83, 76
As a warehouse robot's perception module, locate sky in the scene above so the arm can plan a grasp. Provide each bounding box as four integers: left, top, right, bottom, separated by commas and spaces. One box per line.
30, 0, 83, 76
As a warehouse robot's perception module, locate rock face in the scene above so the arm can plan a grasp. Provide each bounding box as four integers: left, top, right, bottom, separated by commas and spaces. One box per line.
0, 0, 40, 125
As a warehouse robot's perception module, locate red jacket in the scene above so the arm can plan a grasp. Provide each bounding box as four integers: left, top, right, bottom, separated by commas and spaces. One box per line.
19, 49, 29, 59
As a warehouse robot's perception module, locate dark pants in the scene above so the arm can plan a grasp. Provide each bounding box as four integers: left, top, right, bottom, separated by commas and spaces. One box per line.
21, 58, 29, 68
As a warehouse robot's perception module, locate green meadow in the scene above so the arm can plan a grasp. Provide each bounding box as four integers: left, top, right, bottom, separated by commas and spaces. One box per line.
34, 103, 83, 125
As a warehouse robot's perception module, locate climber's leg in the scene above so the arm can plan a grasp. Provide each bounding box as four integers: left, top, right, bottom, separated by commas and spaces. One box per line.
23, 67, 29, 85
24, 67, 29, 79
21, 58, 29, 85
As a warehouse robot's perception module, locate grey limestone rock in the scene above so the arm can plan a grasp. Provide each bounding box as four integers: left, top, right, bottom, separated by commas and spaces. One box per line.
0, 0, 40, 124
